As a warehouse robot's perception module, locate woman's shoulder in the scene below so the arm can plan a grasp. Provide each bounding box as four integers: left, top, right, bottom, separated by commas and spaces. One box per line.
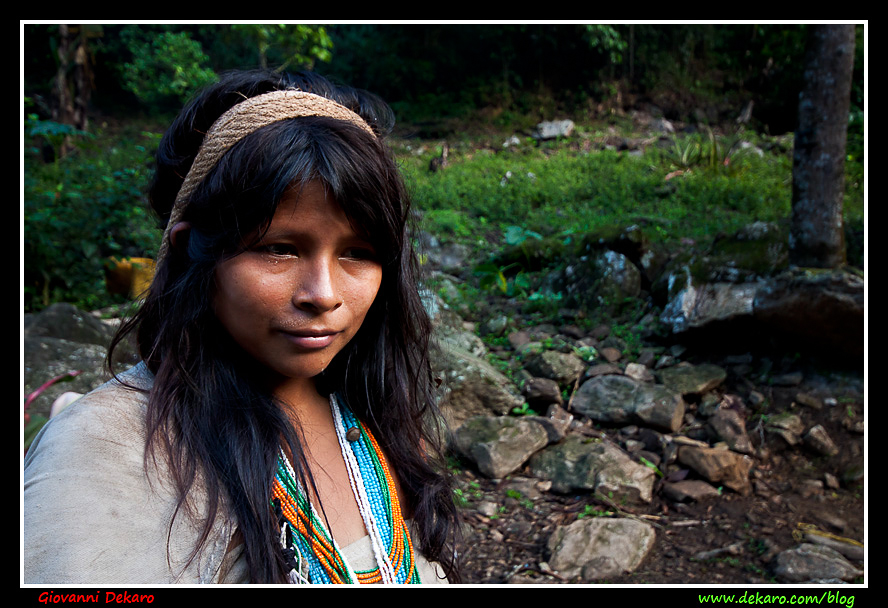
23, 362, 237, 584
25, 363, 153, 465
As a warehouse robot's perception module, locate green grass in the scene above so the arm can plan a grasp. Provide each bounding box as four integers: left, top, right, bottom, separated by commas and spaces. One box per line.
401, 133, 807, 255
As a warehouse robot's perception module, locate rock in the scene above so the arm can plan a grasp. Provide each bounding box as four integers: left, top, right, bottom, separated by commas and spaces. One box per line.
522, 377, 563, 408
422, 291, 525, 428
803, 424, 839, 457
707, 407, 753, 454
754, 268, 864, 359
598, 347, 622, 363
546, 403, 574, 425
581, 556, 624, 581
798, 479, 824, 498
771, 371, 804, 387
477, 501, 500, 518
584, 362, 621, 379
524, 350, 586, 386
676, 444, 754, 495
624, 439, 644, 453
528, 435, 655, 503
770, 543, 863, 583
424, 292, 487, 358
419, 232, 471, 273
800, 530, 864, 562
527, 435, 597, 493
657, 363, 727, 395
546, 517, 656, 580
571, 374, 685, 433
532, 119, 575, 140
636, 350, 657, 368
661, 479, 722, 502
503, 476, 546, 501
524, 415, 570, 444
652, 221, 862, 359
634, 392, 686, 434
766, 412, 805, 446
23, 303, 142, 419
453, 415, 550, 479
506, 330, 532, 349
655, 354, 676, 369
480, 314, 511, 337
431, 339, 524, 429
565, 250, 642, 315
625, 362, 655, 383
25, 302, 115, 348
660, 279, 759, 333
24, 336, 112, 420
569, 375, 637, 426
795, 392, 824, 410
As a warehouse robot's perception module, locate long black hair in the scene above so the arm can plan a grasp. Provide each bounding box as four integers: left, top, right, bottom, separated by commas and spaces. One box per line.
109, 69, 461, 583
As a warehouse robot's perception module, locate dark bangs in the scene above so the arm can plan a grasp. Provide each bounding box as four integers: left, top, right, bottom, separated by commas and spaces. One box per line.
181, 116, 407, 267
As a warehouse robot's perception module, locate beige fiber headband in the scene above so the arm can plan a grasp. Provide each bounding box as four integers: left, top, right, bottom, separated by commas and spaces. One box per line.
156, 89, 376, 263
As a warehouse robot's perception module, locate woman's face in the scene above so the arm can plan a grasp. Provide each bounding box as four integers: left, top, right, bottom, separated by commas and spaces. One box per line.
213, 181, 383, 389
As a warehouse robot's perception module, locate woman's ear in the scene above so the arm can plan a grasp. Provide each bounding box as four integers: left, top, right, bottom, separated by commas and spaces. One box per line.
170, 221, 192, 252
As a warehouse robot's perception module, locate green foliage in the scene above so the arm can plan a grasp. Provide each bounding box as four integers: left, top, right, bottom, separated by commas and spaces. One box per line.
25, 111, 93, 163
510, 402, 538, 417
24, 124, 161, 311
421, 208, 474, 239
666, 128, 752, 175
453, 480, 483, 507
609, 322, 645, 360
582, 25, 627, 64
119, 28, 217, 109
505, 489, 534, 509
577, 504, 614, 519
668, 135, 703, 170
522, 289, 565, 317
504, 225, 542, 246
230, 24, 333, 72
474, 263, 530, 298
638, 456, 664, 478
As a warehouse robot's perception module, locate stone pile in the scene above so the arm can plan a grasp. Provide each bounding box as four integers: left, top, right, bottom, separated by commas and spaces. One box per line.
422, 285, 863, 583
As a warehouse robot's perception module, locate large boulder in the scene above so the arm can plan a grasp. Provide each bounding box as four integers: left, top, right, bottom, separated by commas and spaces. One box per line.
570, 374, 686, 433
546, 517, 657, 580
452, 415, 550, 478
422, 291, 525, 429
528, 435, 656, 503
24, 303, 139, 419
653, 222, 863, 359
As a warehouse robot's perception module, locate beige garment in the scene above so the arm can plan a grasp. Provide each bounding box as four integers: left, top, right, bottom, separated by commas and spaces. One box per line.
23, 363, 446, 584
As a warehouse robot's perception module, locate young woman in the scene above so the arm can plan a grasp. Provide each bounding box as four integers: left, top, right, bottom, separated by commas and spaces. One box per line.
24, 70, 461, 584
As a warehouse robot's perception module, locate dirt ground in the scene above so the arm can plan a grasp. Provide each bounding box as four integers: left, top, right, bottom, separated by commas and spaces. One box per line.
452, 352, 865, 586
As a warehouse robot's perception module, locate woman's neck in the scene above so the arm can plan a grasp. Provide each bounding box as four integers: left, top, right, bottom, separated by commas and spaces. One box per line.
276, 376, 371, 548
274, 376, 330, 431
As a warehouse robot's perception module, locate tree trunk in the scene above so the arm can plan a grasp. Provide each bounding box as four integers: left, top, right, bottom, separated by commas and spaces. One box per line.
789, 24, 855, 268
52, 24, 93, 157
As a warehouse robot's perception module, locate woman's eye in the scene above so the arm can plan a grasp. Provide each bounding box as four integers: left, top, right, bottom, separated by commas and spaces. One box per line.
342, 247, 377, 261
261, 244, 298, 256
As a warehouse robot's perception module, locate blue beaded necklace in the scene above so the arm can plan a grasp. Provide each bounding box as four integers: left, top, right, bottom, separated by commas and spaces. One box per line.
271, 395, 419, 584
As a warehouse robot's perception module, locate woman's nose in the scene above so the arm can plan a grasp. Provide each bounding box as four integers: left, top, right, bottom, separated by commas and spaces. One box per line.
292, 257, 342, 314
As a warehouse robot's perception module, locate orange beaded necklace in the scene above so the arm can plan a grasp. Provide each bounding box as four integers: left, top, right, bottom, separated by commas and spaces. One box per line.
271, 395, 419, 584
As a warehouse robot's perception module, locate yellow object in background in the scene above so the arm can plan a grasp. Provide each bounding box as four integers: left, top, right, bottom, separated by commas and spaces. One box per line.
105, 257, 156, 299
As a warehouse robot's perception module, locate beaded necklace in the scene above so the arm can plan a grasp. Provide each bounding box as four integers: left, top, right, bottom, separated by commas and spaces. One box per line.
271, 395, 420, 584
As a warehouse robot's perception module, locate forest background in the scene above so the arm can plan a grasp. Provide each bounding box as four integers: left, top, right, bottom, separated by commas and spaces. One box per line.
22, 22, 865, 315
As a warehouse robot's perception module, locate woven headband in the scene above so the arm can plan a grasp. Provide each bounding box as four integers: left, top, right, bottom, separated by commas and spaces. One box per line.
156, 89, 376, 263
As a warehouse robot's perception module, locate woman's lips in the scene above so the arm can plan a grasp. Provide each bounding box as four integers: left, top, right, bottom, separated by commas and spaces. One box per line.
281, 329, 340, 349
